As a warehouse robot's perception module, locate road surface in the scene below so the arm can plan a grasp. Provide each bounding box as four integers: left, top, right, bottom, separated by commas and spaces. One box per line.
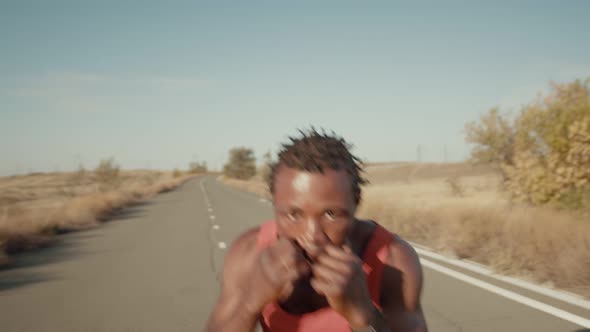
0, 176, 588, 331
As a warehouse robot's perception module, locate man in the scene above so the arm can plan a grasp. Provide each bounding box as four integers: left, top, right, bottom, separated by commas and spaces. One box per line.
206, 129, 428, 332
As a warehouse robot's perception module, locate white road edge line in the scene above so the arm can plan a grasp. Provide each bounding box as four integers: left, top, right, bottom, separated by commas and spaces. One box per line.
421, 258, 590, 328
410, 242, 590, 310
199, 179, 212, 207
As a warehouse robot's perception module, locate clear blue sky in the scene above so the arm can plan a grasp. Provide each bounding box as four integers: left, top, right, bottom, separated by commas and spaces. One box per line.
1, 1, 589, 175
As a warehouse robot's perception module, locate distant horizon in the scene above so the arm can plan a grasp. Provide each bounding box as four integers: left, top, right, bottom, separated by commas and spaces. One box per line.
2, 2, 589, 176
3, 159, 467, 177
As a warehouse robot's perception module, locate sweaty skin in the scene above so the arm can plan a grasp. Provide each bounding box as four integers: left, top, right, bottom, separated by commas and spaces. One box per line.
205, 167, 428, 332
293, 171, 312, 193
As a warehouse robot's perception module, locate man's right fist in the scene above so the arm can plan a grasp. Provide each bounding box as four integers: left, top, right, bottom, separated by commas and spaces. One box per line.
244, 238, 311, 313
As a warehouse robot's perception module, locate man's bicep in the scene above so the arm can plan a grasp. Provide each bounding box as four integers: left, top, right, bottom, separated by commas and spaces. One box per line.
206, 228, 259, 326
381, 237, 428, 331
220, 227, 259, 292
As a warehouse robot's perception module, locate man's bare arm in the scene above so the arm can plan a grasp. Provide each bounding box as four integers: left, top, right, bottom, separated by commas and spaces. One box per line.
380, 236, 428, 332
205, 228, 260, 332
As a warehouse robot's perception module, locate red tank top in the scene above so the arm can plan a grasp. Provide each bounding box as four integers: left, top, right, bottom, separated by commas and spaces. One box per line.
256, 221, 393, 332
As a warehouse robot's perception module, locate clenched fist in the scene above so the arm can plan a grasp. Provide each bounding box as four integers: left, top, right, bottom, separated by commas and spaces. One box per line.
244, 238, 311, 313
310, 244, 374, 328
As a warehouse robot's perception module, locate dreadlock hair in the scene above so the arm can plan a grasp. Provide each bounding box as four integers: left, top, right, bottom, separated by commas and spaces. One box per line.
267, 128, 368, 205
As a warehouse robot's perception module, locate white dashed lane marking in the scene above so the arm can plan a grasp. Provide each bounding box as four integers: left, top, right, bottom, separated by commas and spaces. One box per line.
209, 215, 216, 220
218, 242, 227, 249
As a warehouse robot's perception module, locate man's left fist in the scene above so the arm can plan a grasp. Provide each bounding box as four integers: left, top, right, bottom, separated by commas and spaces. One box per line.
310, 244, 375, 327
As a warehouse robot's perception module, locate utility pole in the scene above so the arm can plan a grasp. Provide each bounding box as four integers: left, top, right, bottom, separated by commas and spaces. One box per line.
416, 145, 422, 163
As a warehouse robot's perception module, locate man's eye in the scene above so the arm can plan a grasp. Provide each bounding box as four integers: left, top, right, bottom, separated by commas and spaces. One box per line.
324, 210, 336, 221
287, 211, 300, 222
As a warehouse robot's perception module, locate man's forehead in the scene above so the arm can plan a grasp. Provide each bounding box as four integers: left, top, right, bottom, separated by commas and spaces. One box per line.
292, 171, 312, 193
274, 167, 353, 200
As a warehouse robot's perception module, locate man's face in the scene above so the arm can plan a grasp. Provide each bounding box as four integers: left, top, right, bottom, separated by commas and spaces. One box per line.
272, 166, 357, 261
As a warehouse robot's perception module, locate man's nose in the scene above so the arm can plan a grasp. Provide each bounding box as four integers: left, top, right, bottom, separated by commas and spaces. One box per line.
303, 218, 327, 244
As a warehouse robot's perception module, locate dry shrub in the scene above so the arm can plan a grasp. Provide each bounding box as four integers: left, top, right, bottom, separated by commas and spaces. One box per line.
70, 164, 87, 186
259, 150, 274, 184
467, 79, 590, 209
465, 108, 514, 165
223, 147, 257, 180
173, 169, 184, 178
503, 115, 590, 207
357, 192, 590, 296
189, 161, 208, 174
95, 158, 121, 190
445, 176, 465, 196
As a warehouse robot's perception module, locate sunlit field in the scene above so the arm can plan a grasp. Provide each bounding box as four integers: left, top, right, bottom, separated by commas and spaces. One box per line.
221, 162, 590, 297
0, 169, 197, 265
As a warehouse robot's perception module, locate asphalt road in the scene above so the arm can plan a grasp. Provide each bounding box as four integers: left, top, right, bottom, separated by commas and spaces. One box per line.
0, 176, 588, 331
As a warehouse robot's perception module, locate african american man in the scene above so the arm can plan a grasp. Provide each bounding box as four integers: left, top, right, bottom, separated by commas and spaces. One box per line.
206, 129, 428, 332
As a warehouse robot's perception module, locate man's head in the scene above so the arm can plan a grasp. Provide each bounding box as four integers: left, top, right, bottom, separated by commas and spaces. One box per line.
268, 129, 367, 260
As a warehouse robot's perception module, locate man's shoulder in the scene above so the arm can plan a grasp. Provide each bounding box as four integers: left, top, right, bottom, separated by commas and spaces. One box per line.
221, 227, 261, 286
377, 228, 424, 310
383, 231, 421, 272
365, 222, 421, 282
227, 226, 260, 256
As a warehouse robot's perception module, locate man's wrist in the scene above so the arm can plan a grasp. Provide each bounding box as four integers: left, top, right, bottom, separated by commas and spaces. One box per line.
349, 304, 388, 332
348, 303, 378, 329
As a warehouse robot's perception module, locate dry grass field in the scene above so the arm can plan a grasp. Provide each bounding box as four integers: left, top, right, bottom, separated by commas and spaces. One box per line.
0, 170, 197, 265
220, 162, 590, 297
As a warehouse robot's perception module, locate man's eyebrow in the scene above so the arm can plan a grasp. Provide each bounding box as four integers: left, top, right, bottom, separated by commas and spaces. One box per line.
322, 204, 350, 210
332, 208, 352, 214
276, 205, 302, 211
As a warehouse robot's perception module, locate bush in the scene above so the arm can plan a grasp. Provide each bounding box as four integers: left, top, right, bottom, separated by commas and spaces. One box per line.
259, 150, 274, 183
70, 164, 87, 185
95, 158, 120, 188
223, 147, 257, 180
446, 176, 465, 197
173, 169, 184, 178
467, 79, 590, 208
465, 108, 514, 165
188, 161, 207, 173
